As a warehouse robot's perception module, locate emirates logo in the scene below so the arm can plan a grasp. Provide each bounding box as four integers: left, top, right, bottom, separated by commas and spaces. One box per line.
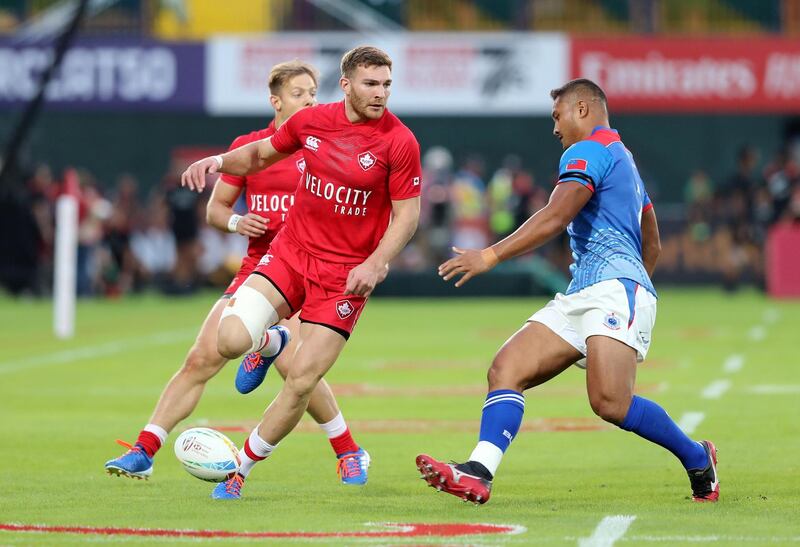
358, 151, 377, 171
336, 299, 354, 319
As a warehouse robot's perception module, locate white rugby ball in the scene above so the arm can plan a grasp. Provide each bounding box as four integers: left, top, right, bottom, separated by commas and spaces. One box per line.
174, 427, 240, 482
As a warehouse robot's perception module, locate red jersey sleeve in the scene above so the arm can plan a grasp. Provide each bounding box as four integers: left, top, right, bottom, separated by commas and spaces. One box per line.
388, 129, 422, 200
219, 134, 250, 187
269, 108, 310, 155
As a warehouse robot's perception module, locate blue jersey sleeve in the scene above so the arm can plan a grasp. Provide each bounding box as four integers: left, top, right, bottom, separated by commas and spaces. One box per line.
642, 188, 653, 212
557, 141, 611, 192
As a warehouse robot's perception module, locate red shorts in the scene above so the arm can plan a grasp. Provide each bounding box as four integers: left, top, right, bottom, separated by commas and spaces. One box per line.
252, 232, 367, 339
223, 256, 260, 297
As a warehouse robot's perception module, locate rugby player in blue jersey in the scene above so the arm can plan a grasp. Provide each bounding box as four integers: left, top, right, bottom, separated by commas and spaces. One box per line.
416, 79, 718, 505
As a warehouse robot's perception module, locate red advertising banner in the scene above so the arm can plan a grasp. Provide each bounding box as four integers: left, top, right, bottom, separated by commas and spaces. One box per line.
571, 37, 800, 112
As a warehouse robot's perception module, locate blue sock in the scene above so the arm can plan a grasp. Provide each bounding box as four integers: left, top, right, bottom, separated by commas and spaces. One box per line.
478, 389, 525, 452
621, 395, 707, 470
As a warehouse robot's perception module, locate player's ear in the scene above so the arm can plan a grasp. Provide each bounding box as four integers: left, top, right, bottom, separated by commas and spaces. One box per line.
340, 76, 350, 94
576, 100, 589, 119
269, 94, 281, 112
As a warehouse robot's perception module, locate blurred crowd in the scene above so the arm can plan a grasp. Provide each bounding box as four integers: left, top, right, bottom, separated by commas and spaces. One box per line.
3, 140, 800, 298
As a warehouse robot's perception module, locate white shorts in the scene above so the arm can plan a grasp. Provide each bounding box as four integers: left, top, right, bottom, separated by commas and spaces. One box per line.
528, 279, 657, 368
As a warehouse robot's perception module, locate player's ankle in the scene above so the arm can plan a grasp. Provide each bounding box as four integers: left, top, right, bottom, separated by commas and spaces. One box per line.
457, 460, 493, 481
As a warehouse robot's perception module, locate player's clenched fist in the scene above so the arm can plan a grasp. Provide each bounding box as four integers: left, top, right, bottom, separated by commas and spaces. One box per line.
345, 260, 389, 297
181, 155, 223, 193
235, 213, 269, 238
438, 246, 499, 288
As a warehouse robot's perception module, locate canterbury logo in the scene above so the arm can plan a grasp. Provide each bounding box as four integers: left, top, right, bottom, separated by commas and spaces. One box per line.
305, 136, 320, 151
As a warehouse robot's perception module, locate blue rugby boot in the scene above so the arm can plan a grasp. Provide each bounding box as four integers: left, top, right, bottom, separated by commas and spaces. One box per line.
235, 325, 291, 394
211, 473, 245, 499
337, 448, 371, 485
105, 440, 153, 480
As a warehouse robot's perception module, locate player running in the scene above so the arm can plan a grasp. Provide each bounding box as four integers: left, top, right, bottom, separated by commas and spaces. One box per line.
105, 61, 367, 486
182, 46, 422, 500
416, 79, 718, 505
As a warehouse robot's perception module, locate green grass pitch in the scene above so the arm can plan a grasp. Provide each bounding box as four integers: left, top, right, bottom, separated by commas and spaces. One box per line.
0, 289, 798, 545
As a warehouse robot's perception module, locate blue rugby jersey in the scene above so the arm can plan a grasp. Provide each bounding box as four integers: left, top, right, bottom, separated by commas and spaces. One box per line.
556, 126, 657, 297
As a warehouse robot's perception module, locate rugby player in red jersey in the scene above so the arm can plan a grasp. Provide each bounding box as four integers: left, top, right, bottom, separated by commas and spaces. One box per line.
182, 46, 422, 499
106, 61, 365, 485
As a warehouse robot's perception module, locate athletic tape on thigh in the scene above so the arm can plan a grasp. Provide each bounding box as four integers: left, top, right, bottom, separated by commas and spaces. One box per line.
221, 285, 279, 351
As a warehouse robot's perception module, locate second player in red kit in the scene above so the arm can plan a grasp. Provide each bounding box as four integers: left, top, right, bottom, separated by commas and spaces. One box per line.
182, 46, 422, 499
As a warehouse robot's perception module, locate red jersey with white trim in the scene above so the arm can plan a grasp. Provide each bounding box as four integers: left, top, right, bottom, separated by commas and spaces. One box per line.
269, 101, 422, 264
220, 121, 306, 261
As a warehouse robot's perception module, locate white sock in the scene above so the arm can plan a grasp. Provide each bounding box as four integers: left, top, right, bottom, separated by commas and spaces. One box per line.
143, 423, 168, 445
257, 328, 283, 357
238, 428, 277, 478
318, 412, 347, 438
468, 441, 504, 477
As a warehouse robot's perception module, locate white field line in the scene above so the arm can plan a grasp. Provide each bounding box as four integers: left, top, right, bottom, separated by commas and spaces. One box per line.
749, 385, 800, 395
578, 515, 636, 547
0, 329, 195, 375
748, 325, 766, 342
701, 379, 731, 400
677, 412, 705, 434
762, 308, 780, 324
722, 354, 744, 374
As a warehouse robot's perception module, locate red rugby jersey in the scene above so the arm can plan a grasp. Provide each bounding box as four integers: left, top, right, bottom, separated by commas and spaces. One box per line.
270, 101, 422, 264
220, 121, 305, 261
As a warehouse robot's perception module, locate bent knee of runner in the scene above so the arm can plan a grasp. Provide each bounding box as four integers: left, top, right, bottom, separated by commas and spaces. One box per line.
588, 391, 631, 425
487, 350, 528, 392
284, 365, 325, 400
218, 285, 280, 357
181, 344, 227, 380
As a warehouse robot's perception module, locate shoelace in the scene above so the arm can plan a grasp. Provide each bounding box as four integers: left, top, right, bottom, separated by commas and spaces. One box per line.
115, 439, 142, 456
243, 353, 262, 373
337, 454, 362, 479
225, 474, 244, 495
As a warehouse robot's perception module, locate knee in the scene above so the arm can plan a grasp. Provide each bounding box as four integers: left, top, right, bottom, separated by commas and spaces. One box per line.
180, 345, 224, 381
487, 351, 526, 392
285, 365, 323, 399
216, 317, 251, 360
588, 392, 630, 425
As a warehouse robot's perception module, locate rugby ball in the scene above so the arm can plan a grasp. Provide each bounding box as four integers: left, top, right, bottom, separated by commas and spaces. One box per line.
174, 427, 240, 482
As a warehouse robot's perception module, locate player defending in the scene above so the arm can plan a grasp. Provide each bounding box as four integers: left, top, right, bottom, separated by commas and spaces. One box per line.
182, 46, 422, 500
105, 61, 366, 486
416, 79, 719, 504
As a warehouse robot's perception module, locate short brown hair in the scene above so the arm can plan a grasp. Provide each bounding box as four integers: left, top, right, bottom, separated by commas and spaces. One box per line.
340, 46, 392, 78
550, 78, 608, 106
268, 60, 318, 95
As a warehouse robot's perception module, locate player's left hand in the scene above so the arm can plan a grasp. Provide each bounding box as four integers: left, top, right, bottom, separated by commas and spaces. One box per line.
181, 156, 221, 193
439, 246, 498, 287
345, 260, 389, 297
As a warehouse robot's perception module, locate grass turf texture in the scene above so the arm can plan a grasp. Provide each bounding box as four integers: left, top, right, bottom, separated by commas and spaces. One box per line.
0, 289, 798, 545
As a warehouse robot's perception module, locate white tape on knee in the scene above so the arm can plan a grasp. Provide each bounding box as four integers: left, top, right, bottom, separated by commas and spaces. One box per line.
221, 285, 279, 352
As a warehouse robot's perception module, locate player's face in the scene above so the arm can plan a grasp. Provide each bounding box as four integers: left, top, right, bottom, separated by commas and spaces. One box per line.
551, 96, 580, 149
342, 64, 392, 120
273, 74, 318, 117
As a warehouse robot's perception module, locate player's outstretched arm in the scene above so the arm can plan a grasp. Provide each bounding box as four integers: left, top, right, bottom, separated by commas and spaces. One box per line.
641, 205, 661, 277
345, 197, 420, 297
181, 138, 289, 193
439, 181, 591, 287
206, 178, 268, 238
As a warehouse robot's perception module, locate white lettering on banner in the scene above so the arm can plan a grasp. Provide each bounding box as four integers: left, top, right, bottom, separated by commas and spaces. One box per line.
304, 172, 372, 217
0, 47, 177, 102
581, 52, 757, 99
764, 53, 800, 98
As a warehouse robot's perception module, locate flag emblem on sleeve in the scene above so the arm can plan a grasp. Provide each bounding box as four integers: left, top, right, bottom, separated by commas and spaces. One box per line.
566, 158, 588, 171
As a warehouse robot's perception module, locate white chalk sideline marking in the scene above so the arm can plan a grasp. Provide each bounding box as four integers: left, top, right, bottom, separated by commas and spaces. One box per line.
0, 329, 195, 375
748, 326, 766, 342
749, 385, 800, 395
762, 308, 780, 324
701, 379, 731, 400
677, 412, 706, 434
723, 354, 744, 374
578, 515, 636, 547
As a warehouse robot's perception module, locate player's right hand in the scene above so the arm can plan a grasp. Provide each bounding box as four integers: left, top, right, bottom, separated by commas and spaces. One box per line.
181, 156, 220, 193
236, 213, 269, 238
